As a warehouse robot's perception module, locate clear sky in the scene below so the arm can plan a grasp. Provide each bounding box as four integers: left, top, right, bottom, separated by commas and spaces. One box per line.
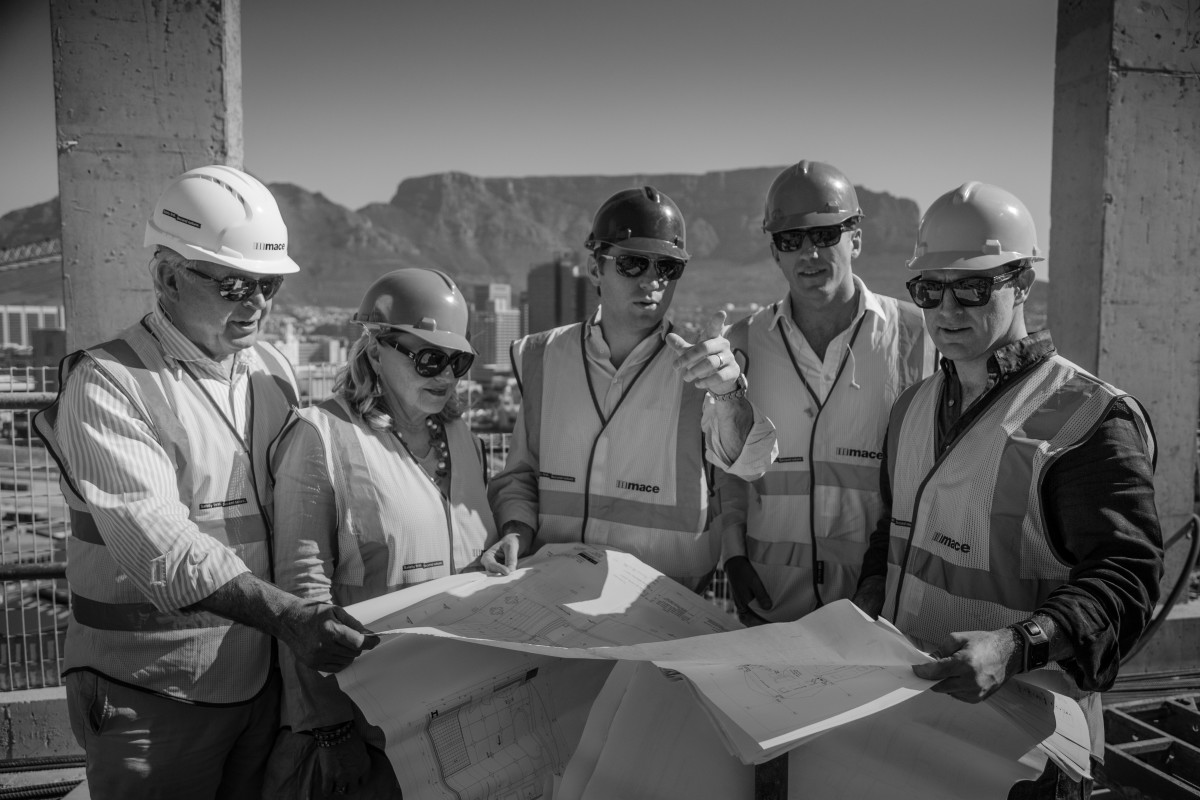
1, 0, 1058, 260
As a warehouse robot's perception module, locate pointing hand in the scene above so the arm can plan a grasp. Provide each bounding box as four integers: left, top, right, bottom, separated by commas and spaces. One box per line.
665, 310, 741, 395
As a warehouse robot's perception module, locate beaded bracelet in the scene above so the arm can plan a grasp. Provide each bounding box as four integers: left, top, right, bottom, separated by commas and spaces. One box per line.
311, 720, 355, 748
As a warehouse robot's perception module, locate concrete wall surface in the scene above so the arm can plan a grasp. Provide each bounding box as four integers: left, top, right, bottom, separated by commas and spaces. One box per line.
0, 687, 79, 761
1050, 0, 1200, 594
50, 0, 244, 350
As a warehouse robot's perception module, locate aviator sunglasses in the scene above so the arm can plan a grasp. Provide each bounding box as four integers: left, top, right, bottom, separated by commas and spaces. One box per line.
906, 266, 1027, 309
602, 253, 688, 282
185, 266, 284, 302
771, 221, 857, 252
379, 336, 475, 378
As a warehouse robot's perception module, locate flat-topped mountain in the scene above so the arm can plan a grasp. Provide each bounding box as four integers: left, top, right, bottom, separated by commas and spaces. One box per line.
1, 167, 923, 312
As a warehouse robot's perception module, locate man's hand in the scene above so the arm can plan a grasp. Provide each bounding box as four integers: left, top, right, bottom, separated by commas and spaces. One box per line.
912, 628, 1022, 703
850, 574, 886, 619
279, 602, 379, 674
316, 728, 372, 796
666, 310, 741, 395
482, 523, 534, 575
724, 555, 773, 626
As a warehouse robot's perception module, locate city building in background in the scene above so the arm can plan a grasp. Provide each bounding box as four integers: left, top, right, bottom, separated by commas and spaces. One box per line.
526, 254, 596, 335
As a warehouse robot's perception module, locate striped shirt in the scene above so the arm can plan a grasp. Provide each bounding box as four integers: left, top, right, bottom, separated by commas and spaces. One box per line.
56, 306, 286, 612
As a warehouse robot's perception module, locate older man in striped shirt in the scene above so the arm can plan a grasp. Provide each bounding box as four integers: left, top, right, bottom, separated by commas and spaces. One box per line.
36, 166, 377, 800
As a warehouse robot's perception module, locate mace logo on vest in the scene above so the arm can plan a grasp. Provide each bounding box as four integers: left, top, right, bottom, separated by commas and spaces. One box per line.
931, 531, 972, 554
616, 479, 662, 494
836, 446, 884, 460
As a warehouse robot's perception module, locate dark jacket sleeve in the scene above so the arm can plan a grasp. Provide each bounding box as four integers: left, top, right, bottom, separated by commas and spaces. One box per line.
857, 428, 894, 585
1040, 400, 1164, 692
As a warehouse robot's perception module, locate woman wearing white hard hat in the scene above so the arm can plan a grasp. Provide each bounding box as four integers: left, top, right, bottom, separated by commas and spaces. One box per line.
263, 269, 497, 799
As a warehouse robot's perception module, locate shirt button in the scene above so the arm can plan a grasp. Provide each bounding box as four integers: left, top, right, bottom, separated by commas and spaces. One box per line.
948, 400, 955, 407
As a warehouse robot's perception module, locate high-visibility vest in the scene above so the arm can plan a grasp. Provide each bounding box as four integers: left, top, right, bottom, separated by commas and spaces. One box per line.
35, 318, 297, 704
284, 397, 495, 595
883, 353, 1154, 757
730, 295, 928, 621
514, 323, 712, 588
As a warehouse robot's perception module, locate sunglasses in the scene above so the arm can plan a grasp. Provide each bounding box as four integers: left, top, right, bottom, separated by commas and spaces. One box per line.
906, 267, 1026, 309
603, 253, 687, 282
771, 222, 856, 252
379, 336, 474, 378
186, 266, 284, 302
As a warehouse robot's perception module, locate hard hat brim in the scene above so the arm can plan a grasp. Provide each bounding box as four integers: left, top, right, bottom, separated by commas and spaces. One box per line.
603, 237, 690, 261
906, 250, 1044, 272
147, 235, 300, 275
374, 323, 475, 354
763, 210, 861, 233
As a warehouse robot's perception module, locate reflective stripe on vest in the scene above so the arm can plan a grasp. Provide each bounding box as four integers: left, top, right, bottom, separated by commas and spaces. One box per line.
882, 355, 1153, 756
733, 295, 927, 620
517, 324, 712, 586
286, 397, 496, 591
36, 319, 296, 704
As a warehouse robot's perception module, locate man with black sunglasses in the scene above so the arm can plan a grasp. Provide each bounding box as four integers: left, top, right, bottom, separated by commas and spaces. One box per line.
485, 186, 777, 590
35, 165, 378, 800
851, 182, 1162, 798
716, 160, 935, 626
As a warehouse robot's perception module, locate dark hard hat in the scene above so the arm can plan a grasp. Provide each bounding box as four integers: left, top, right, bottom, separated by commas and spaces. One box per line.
585, 186, 689, 260
762, 161, 863, 233
351, 268, 474, 352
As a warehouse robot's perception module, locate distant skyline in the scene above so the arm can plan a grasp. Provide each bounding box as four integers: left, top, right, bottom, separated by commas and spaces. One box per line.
2, 0, 1057, 266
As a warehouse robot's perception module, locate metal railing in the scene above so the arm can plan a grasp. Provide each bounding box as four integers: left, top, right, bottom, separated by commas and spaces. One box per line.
0, 368, 69, 690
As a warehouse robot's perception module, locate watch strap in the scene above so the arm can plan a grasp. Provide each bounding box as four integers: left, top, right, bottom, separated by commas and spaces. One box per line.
1013, 619, 1050, 672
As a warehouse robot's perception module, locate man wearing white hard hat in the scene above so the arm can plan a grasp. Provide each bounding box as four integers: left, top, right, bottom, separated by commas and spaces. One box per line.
35, 165, 379, 800
851, 182, 1163, 798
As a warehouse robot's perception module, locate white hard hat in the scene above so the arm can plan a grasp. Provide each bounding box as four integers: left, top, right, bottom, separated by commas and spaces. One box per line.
144, 164, 299, 275
907, 181, 1043, 272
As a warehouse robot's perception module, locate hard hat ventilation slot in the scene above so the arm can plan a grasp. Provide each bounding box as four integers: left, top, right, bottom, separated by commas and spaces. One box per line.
199, 174, 249, 213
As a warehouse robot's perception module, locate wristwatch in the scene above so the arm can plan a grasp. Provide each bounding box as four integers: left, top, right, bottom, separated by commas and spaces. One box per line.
1012, 619, 1050, 672
711, 373, 748, 401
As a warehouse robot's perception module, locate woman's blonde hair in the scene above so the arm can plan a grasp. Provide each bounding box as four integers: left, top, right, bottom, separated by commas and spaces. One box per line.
334, 327, 465, 432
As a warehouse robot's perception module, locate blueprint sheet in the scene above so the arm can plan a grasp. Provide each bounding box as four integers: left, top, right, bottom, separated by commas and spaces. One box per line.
335, 544, 738, 800
337, 543, 1089, 798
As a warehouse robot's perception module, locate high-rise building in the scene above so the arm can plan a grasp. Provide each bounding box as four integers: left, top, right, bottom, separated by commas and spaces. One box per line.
526, 255, 596, 334
470, 308, 522, 380
468, 283, 513, 312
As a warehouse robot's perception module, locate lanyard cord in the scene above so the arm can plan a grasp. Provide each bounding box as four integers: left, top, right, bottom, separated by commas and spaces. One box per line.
576, 322, 669, 541
777, 314, 865, 609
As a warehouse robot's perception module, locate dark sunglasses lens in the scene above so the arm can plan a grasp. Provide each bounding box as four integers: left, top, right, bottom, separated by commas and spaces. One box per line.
809, 226, 843, 248
450, 352, 475, 377
614, 255, 651, 277
412, 348, 474, 378
412, 350, 449, 377
773, 231, 803, 252
952, 279, 991, 306
657, 259, 686, 281
907, 280, 942, 309
218, 276, 282, 301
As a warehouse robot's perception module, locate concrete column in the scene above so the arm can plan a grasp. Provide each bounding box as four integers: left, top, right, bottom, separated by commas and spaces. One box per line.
50, 0, 243, 349
1050, 0, 1200, 596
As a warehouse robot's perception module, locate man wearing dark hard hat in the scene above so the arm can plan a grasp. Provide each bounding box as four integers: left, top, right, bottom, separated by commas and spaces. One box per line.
852, 181, 1163, 798
717, 160, 935, 626
35, 165, 378, 799
485, 186, 777, 590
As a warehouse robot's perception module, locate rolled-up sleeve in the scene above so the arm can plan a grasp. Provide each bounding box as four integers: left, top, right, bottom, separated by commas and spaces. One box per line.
57, 360, 248, 612
700, 399, 778, 479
